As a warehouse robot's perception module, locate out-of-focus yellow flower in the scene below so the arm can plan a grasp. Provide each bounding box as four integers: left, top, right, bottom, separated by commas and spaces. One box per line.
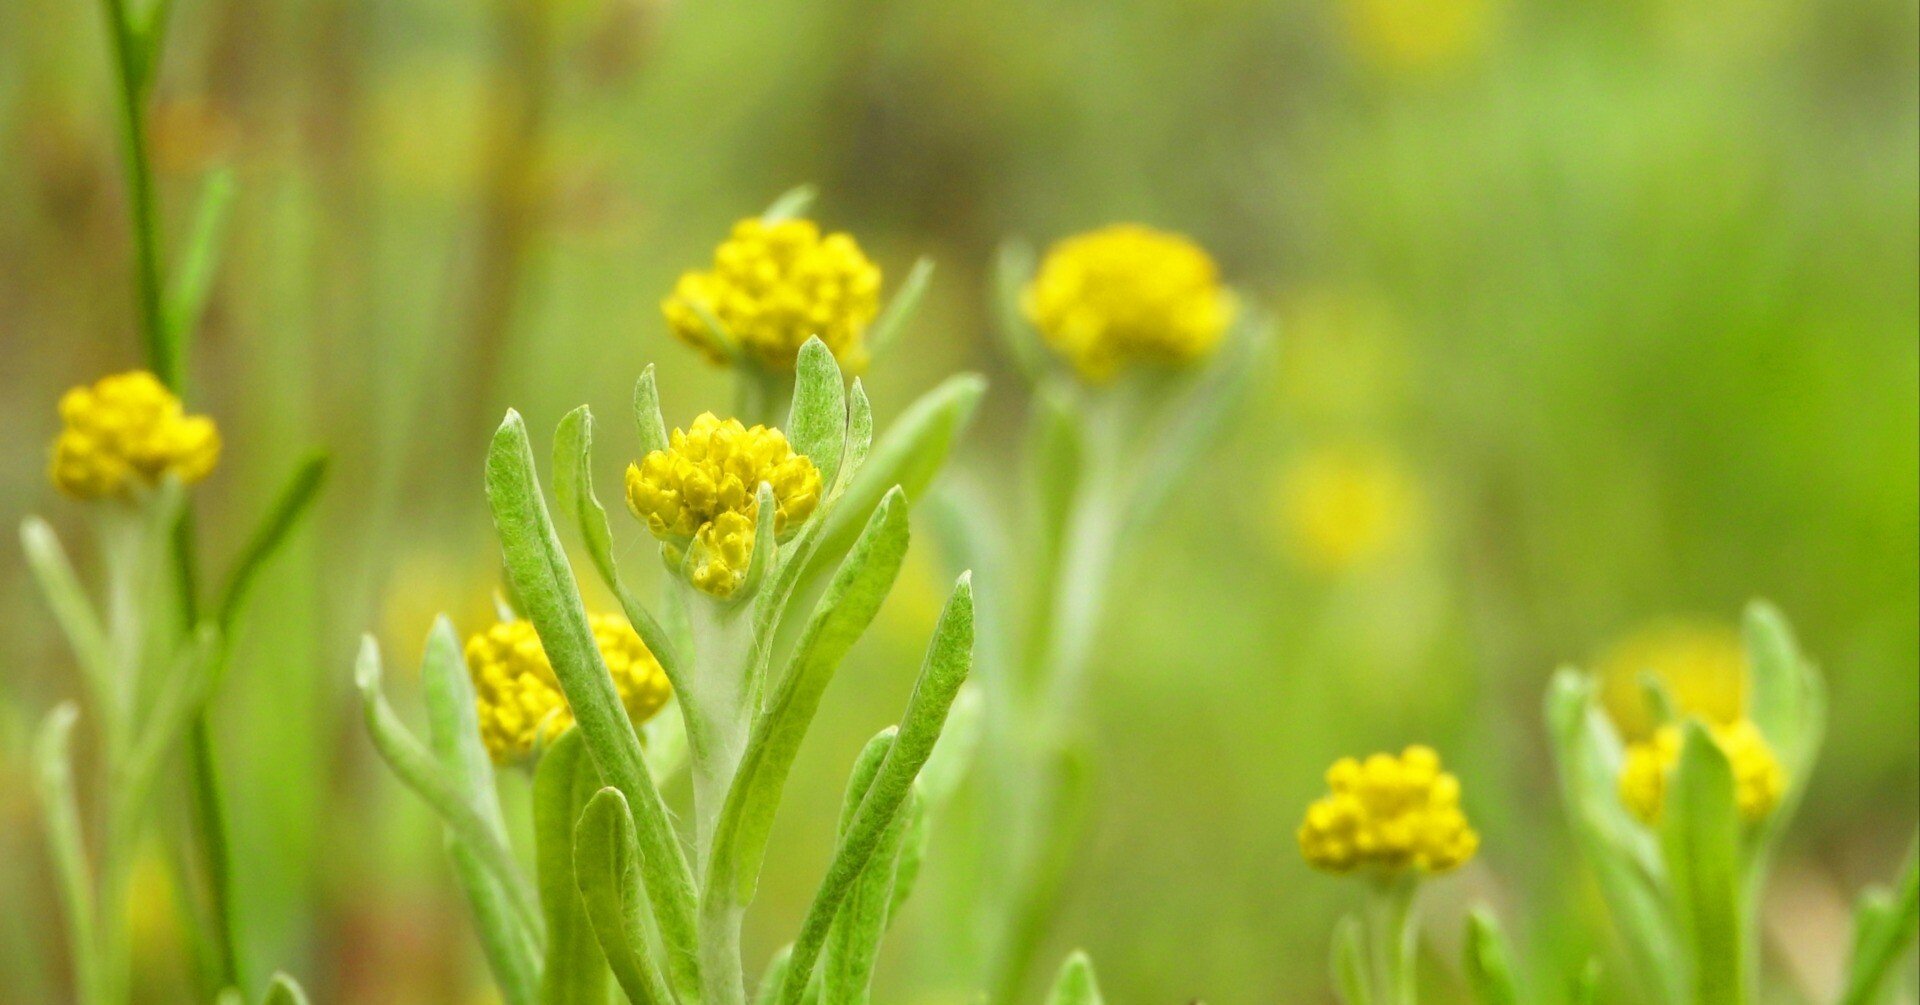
1342, 0, 1493, 74
625, 413, 821, 596
663, 218, 882, 373
1597, 621, 1746, 741
1619, 720, 1786, 825
466, 615, 671, 764
1023, 224, 1234, 382
1276, 443, 1422, 574
127, 844, 183, 964
49, 371, 220, 499
1299, 746, 1478, 875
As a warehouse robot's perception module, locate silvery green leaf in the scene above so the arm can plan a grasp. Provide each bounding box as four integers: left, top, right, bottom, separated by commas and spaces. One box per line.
709, 490, 911, 904
883, 789, 930, 930
762, 185, 818, 223
20, 518, 111, 703
486, 411, 701, 997
991, 740, 1094, 1005
1638, 671, 1679, 731
633, 366, 670, 458
916, 683, 982, 807
755, 946, 794, 1005
1043, 951, 1105, 1005
534, 731, 613, 1004
1545, 670, 1682, 1005
1024, 384, 1082, 570
736, 482, 781, 604
262, 971, 310, 1005
777, 575, 973, 1005
788, 338, 848, 490
448, 835, 540, 1005
1839, 839, 1919, 1005
355, 636, 544, 944
823, 756, 917, 1005
575, 787, 676, 1005
1331, 917, 1370, 1005
1743, 601, 1825, 801
865, 257, 933, 360
841, 380, 874, 492
1661, 721, 1745, 1005
117, 625, 219, 829
1463, 910, 1524, 1005
34, 703, 102, 1005
992, 240, 1049, 384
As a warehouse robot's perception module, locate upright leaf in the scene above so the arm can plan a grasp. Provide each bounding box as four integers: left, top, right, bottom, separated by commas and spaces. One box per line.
1331, 917, 1371, 1005
1463, 911, 1524, 1005
1661, 721, 1744, 1005
823, 740, 915, 1005
1043, 951, 1105, 1005
1839, 840, 1920, 1005
762, 185, 818, 223
575, 787, 676, 1005
535, 732, 612, 1005
788, 338, 848, 490
864, 257, 934, 359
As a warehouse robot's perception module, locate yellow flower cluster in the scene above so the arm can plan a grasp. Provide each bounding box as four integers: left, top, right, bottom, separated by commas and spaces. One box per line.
1597, 621, 1747, 741
1023, 224, 1234, 382
625, 413, 822, 596
1619, 720, 1786, 825
1299, 746, 1478, 875
663, 217, 882, 373
466, 615, 672, 764
48, 371, 221, 499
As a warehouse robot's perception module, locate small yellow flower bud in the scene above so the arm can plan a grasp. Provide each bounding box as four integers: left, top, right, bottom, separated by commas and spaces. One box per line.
1299, 745, 1479, 875
663, 217, 883, 373
48, 371, 221, 499
1023, 224, 1234, 382
466, 614, 672, 764
624, 413, 822, 597
1619, 720, 1786, 826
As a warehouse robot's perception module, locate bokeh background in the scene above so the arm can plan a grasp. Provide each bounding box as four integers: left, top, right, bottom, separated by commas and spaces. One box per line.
2, 0, 1916, 1000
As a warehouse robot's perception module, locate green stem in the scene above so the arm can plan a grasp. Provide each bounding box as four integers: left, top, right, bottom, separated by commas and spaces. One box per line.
98, 0, 171, 386
1365, 877, 1419, 1005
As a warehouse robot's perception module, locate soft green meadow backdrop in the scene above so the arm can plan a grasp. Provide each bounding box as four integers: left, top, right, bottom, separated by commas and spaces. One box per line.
2, 0, 1915, 1000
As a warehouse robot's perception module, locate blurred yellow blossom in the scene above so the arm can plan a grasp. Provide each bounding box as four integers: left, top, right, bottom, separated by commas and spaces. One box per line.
1342, 0, 1494, 73
663, 217, 882, 372
1023, 224, 1234, 382
1275, 443, 1422, 574
466, 615, 671, 764
1597, 621, 1746, 741
1299, 745, 1478, 875
625, 413, 821, 596
49, 371, 220, 499
1619, 720, 1786, 825
1274, 286, 1412, 423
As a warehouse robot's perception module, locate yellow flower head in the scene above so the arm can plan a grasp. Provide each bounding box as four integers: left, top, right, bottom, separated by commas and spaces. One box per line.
1299, 746, 1478, 875
1275, 443, 1422, 574
663, 217, 882, 373
1597, 621, 1746, 742
49, 371, 220, 499
1619, 720, 1786, 826
1023, 224, 1234, 382
466, 614, 672, 764
624, 413, 822, 596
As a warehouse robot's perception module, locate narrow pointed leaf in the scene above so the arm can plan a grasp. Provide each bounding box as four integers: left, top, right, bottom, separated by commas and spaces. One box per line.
214, 451, 328, 633
535, 731, 613, 1004
865, 257, 933, 359
755, 946, 794, 1005
34, 703, 101, 1005
992, 240, 1049, 383
633, 367, 670, 458
1332, 917, 1371, 1005
1839, 840, 1920, 1005
1661, 721, 1744, 1005
262, 972, 311, 1005
1463, 911, 1524, 1005
1044, 951, 1105, 1005
762, 185, 818, 223
823, 786, 917, 1005
449, 836, 541, 1005
163, 167, 236, 349
841, 380, 874, 489
20, 518, 111, 700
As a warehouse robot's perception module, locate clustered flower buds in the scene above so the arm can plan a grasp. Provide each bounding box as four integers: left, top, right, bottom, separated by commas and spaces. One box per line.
48, 370, 221, 499
466, 615, 672, 764
624, 412, 822, 596
663, 217, 883, 373
1298, 745, 1479, 875
1619, 719, 1786, 825
1023, 224, 1235, 382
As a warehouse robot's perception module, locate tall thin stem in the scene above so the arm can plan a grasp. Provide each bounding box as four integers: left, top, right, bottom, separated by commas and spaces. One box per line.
98, 0, 171, 386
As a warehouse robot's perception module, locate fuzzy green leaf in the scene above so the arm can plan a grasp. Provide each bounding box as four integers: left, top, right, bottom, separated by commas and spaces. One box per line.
34, 703, 102, 1005
20, 518, 111, 703
762, 185, 818, 223
1044, 951, 1105, 1005
535, 732, 613, 1004
789, 338, 848, 490
575, 787, 677, 1005
778, 575, 974, 1005
865, 257, 933, 359
1661, 721, 1745, 1005
262, 971, 311, 1005
633, 367, 670, 458
1125, 310, 1270, 532
755, 946, 794, 1005
841, 380, 874, 490
487, 411, 702, 998
710, 489, 912, 903
1839, 839, 1920, 1005
448, 836, 540, 1005
823, 740, 916, 1005
1463, 911, 1524, 1005
992, 240, 1049, 383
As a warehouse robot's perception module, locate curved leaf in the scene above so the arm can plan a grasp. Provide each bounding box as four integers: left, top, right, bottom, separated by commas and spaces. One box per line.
575, 787, 676, 1005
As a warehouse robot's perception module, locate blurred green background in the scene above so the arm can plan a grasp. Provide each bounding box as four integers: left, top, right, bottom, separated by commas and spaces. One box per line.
2, 0, 1915, 1000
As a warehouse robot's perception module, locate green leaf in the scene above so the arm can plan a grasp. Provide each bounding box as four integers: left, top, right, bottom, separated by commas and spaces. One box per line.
755, 946, 794, 1005
262, 971, 311, 1005
214, 451, 329, 633
991, 240, 1049, 384
575, 787, 677, 1005
841, 380, 874, 491
777, 575, 974, 1005
552, 405, 686, 692
117, 626, 220, 828
1742, 600, 1826, 800
448, 836, 541, 1005
355, 635, 544, 946
633, 366, 670, 458
915, 683, 982, 807
823, 746, 918, 1005
163, 167, 236, 351
1124, 310, 1270, 533
486, 411, 701, 998
1572, 960, 1603, 1005
789, 338, 849, 490
1661, 721, 1745, 1005
865, 257, 933, 359
1463, 910, 1524, 1005
535, 732, 613, 1005
1332, 916, 1371, 1005
762, 185, 818, 223
34, 703, 103, 1005
1043, 951, 1105, 1005
1839, 839, 1920, 1005
1544, 669, 1682, 1005
883, 791, 931, 929
20, 518, 111, 703
710, 490, 912, 903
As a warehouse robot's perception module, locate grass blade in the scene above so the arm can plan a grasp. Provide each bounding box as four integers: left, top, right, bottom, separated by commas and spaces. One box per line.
163, 167, 235, 350
34, 703, 103, 1005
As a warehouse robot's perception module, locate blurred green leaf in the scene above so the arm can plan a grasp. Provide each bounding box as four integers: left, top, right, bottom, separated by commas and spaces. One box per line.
762, 185, 818, 223
1661, 721, 1745, 1005
866, 257, 934, 360
33, 703, 102, 1004
1332, 916, 1371, 1005
1463, 910, 1524, 1005
262, 971, 310, 1005
1124, 310, 1271, 533
20, 518, 111, 703
992, 240, 1048, 384
1840, 839, 1920, 1005
755, 946, 794, 1005
1044, 951, 1105, 1005
163, 167, 235, 353
215, 451, 328, 635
